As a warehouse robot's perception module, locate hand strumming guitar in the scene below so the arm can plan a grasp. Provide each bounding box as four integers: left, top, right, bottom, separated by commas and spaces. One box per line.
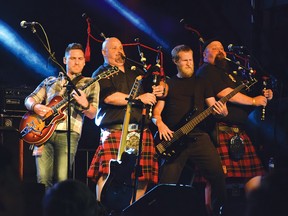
26, 98, 52, 118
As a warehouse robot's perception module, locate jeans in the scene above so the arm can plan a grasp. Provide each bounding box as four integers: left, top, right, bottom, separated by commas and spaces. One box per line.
35, 131, 80, 188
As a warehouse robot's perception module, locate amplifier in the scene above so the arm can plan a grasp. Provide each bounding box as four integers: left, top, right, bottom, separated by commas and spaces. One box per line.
0, 114, 37, 183
0, 86, 34, 114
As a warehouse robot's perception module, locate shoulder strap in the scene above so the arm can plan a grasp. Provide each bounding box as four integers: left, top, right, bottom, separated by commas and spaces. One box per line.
71, 75, 85, 86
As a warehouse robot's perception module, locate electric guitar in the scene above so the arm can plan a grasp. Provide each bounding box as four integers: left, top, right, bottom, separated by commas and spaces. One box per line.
19, 66, 119, 146
100, 75, 143, 212
154, 80, 257, 160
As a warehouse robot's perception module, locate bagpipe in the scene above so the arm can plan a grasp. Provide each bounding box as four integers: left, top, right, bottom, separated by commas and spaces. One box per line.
224, 45, 274, 121
83, 14, 166, 119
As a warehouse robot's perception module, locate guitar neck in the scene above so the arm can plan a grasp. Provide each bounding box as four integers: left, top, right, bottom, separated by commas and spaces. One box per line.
177, 82, 247, 136
117, 104, 132, 160
117, 75, 143, 160
218, 83, 246, 104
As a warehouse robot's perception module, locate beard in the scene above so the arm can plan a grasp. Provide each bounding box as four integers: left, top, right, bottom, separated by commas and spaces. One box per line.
214, 53, 228, 70
181, 67, 194, 78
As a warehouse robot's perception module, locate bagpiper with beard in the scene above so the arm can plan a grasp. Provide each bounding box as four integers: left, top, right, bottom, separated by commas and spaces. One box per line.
196, 40, 273, 189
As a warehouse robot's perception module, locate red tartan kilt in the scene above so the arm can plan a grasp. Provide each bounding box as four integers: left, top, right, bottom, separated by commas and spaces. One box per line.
87, 128, 158, 184
193, 123, 265, 183
216, 125, 265, 178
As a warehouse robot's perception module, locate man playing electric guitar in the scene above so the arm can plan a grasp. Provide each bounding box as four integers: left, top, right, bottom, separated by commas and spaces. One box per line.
153, 45, 227, 216
24, 43, 99, 189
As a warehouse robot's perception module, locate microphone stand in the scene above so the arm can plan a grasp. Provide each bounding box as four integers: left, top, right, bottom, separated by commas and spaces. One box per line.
60, 72, 81, 178
25, 22, 80, 178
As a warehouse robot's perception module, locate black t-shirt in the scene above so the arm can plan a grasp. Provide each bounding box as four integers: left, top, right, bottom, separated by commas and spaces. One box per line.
92, 63, 150, 127
196, 62, 254, 125
162, 74, 205, 132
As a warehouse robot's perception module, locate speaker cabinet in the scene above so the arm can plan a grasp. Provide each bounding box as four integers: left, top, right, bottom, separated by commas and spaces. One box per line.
122, 184, 206, 216
0, 114, 36, 183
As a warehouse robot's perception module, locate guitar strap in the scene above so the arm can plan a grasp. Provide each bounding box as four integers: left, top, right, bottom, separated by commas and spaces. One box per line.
71, 75, 85, 86
60, 75, 84, 97
66, 75, 85, 98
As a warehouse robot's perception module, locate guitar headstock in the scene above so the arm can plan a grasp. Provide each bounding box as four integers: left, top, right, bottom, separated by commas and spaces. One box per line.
243, 78, 258, 91
99, 66, 119, 79
127, 75, 143, 101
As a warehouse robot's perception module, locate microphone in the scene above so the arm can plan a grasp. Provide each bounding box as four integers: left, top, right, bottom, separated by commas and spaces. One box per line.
120, 53, 126, 60
20, 20, 38, 28
120, 53, 145, 68
227, 44, 246, 52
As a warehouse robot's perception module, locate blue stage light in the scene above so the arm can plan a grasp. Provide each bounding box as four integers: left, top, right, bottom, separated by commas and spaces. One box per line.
106, 0, 169, 50
0, 20, 57, 78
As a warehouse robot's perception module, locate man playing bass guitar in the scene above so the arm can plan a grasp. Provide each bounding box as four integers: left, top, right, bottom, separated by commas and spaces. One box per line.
153, 45, 227, 216
24, 43, 99, 189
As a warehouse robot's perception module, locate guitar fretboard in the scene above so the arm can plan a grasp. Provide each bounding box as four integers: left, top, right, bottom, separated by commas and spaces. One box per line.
117, 75, 143, 160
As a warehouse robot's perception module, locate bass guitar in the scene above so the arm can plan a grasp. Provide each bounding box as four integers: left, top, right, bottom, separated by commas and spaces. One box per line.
19, 66, 119, 146
100, 75, 143, 212
154, 80, 257, 160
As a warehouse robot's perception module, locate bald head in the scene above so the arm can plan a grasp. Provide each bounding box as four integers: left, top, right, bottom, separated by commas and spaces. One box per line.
203, 41, 226, 64
102, 37, 121, 50
101, 37, 125, 68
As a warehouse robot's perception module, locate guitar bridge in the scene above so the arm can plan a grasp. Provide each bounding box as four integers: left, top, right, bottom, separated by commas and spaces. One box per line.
20, 121, 42, 137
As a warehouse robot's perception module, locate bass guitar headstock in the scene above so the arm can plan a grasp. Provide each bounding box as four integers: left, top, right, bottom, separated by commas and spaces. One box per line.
242, 78, 258, 91
98, 66, 119, 79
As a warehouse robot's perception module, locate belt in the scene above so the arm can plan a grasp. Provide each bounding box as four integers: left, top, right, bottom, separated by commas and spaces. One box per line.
102, 123, 140, 132
218, 125, 242, 133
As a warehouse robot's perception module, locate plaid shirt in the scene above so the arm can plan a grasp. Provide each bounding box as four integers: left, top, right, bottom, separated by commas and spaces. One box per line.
26, 73, 99, 135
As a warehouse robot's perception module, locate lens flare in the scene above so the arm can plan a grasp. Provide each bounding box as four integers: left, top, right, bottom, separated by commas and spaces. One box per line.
106, 0, 169, 49
0, 20, 57, 77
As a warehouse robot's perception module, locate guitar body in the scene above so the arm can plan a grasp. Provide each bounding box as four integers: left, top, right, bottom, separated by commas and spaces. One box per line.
154, 109, 196, 160
154, 130, 188, 161
100, 76, 143, 212
19, 96, 66, 146
101, 152, 137, 212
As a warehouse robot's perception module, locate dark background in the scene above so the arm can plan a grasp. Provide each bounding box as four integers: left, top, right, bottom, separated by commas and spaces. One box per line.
1, 0, 288, 85
1, 0, 287, 172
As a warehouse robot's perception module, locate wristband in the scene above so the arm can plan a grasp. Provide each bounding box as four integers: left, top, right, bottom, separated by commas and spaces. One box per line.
82, 102, 90, 110
31, 102, 39, 111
